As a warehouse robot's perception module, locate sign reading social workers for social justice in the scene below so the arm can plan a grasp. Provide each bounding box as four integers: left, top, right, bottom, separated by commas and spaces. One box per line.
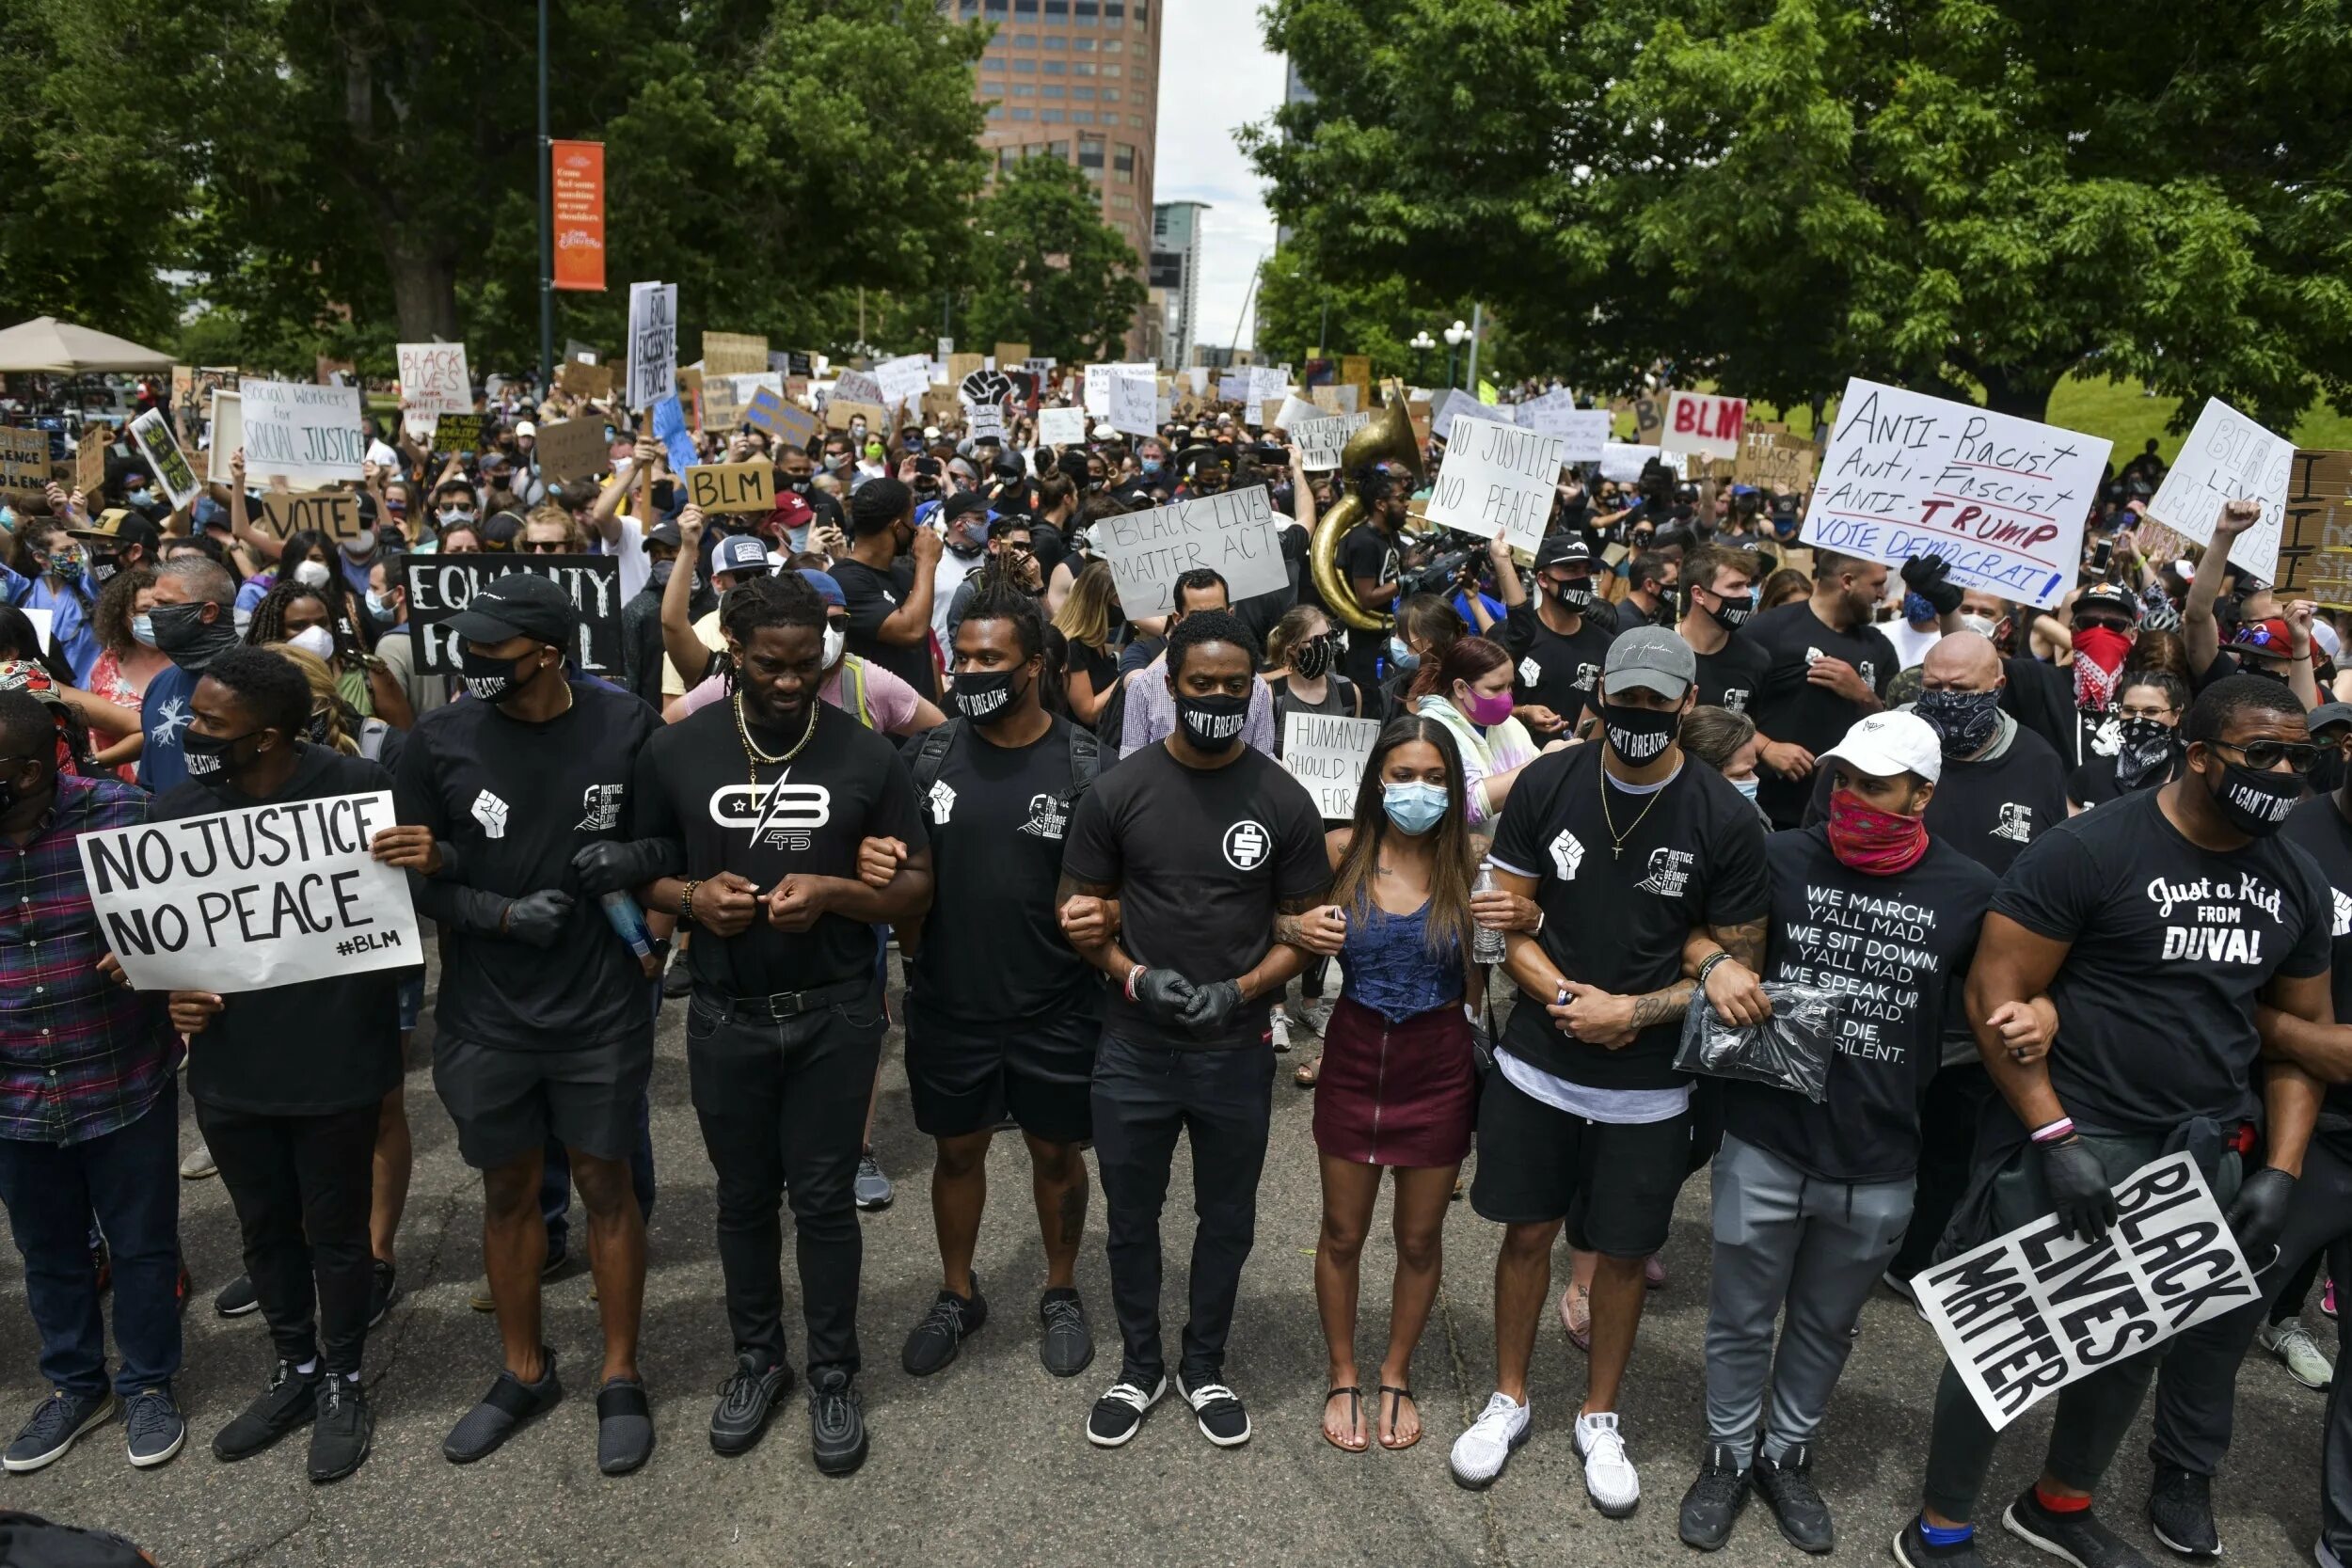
1282, 712, 1379, 820
1091, 484, 1287, 618
1427, 415, 1565, 555
238, 380, 368, 490
2147, 397, 2296, 583
1803, 378, 2109, 610
81, 792, 420, 992
1913, 1152, 2257, 1432
403, 555, 622, 675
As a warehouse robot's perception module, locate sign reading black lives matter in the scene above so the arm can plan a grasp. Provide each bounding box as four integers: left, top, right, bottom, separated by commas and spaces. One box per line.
80, 792, 420, 992
403, 555, 622, 675
1089, 484, 1289, 619
1912, 1152, 2258, 1431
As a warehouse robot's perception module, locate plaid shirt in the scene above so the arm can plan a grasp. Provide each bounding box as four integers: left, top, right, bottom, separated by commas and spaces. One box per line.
0, 774, 177, 1145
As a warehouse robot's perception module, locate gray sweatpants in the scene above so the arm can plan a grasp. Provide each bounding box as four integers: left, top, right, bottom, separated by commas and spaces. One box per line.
1705, 1133, 1915, 1460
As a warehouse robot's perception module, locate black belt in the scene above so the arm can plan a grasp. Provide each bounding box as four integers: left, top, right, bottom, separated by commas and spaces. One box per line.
709, 975, 870, 1023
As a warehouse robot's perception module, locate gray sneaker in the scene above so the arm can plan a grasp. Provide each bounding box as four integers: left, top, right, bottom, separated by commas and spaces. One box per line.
4, 1389, 118, 1473
1039, 1289, 1094, 1378
124, 1385, 185, 1468
853, 1150, 893, 1212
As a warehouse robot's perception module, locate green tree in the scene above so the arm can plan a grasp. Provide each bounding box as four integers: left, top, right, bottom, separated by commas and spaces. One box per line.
1248, 0, 2352, 427
1254, 241, 1510, 387
960, 155, 1148, 362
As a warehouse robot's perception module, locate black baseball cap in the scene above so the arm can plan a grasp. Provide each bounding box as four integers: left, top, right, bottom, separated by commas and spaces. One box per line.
2072, 582, 2139, 625
445, 573, 577, 648
1535, 533, 1591, 572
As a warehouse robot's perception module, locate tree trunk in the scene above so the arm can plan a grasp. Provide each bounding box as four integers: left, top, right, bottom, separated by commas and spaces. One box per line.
385, 234, 461, 344
1977, 363, 2061, 422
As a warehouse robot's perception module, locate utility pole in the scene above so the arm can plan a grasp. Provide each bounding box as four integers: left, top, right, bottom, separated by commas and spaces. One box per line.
1464, 301, 1484, 394
534, 0, 552, 392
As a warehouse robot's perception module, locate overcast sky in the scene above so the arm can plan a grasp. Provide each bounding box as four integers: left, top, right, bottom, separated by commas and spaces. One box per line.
1152, 0, 1286, 354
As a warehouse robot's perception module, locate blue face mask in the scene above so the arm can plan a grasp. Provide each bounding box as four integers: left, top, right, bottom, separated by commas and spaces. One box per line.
1388, 637, 1420, 673
1730, 774, 1759, 802
132, 612, 158, 649
1140, 457, 1163, 475
1382, 780, 1448, 835
1902, 591, 1937, 624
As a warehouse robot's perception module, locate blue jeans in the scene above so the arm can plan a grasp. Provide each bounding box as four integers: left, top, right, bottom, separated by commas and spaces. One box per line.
0, 1084, 183, 1397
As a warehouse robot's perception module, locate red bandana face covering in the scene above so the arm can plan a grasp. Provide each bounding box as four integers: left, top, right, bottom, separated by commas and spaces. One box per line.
2074, 626, 2132, 712
1826, 787, 1930, 875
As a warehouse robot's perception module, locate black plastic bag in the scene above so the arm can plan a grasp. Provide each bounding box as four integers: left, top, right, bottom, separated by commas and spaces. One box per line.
1675, 981, 1844, 1103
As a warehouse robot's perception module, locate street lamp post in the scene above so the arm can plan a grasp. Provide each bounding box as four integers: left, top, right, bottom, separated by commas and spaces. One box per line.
1408, 329, 1437, 387
1442, 319, 1469, 388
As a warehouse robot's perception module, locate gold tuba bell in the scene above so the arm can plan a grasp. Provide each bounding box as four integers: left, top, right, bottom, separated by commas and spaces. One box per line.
1309, 394, 1430, 633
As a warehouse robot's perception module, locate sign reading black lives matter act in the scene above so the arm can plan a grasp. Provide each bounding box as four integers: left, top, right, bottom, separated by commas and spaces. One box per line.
402, 555, 622, 675
80, 792, 420, 992
1912, 1152, 2258, 1431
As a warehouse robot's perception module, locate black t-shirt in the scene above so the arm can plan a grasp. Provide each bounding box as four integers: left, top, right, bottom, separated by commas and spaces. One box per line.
1725, 829, 1994, 1182
2001, 656, 2079, 766
2069, 749, 2185, 810
1804, 721, 2069, 879
1337, 522, 1399, 603
159, 747, 406, 1116
1500, 602, 1613, 730
1060, 741, 1328, 1050
1739, 602, 1898, 826
1488, 745, 1771, 1090
1066, 638, 1119, 705
907, 718, 1097, 1026
395, 680, 660, 1053
634, 698, 927, 996
1994, 787, 2332, 1132
831, 555, 937, 698
2280, 795, 2352, 1142
1692, 634, 1770, 718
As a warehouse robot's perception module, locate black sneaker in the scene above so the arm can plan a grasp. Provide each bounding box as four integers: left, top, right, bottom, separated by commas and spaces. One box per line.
1677, 1442, 1750, 1550
366, 1260, 400, 1329
124, 1385, 185, 1468
443, 1348, 563, 1464
4, 1389, 118, 1473
595, 1377, 653, 1477
1894, 1516, 1988, 1568
900, 1282, 987, 1377
660, 944, 693, 998
214, 1274, 260, 1318
2146, 1465, 2220, 1560
212, 1360, 321, 1461
2002, 1487, 2154, 1568
307, 1378, 371, 1483
1753, 1442, 1834, 1554
709, 1351, 793, 1457
1039, 1288, 1093, 1378
807, 1367, 867, 1476
1176, 1373, 1250, 1447
1086, 1375, 1166, 1448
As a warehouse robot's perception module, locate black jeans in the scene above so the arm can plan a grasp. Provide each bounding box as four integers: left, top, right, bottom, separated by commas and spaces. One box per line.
685, 984, 883, 1376
197, 1099, 382, 1377
1890, 1059, 1995, 1281
1089, 1031, 1275, 1387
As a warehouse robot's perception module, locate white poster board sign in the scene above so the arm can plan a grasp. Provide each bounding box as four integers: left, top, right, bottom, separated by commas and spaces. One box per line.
1295, 412, 1374, 472
1599, 443, 1660, 483
1271, 394, 1319, 435
966, 405, 1006, 445
79, 791, 421, 992
1084, 364, 1113, 418
875, 355, 933, 413
1090, 483, 1288, 617
1426, 415, 1565, 554
396, 343, 472, 423
2147, 397, 2296, 582
1513, 392, 1610, 463
1802, 377, 2109, 610
1108, 372, 1159, 439
1039, 407, 1087, 447
626, 281, 679, 409
1430, 388, 1486, 444
1914, 1152, 2258, 1432
206, 391, 243, 484
237, 380, 366, 489
1282, 712, 1379, 820
1661, 390, 1746, 461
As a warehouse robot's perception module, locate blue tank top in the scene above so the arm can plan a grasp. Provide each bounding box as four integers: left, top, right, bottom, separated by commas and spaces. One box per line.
1340, 897, 1462, 1023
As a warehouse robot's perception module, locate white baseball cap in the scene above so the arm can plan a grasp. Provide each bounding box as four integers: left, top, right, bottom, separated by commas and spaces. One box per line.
1820, 710, 1944, 784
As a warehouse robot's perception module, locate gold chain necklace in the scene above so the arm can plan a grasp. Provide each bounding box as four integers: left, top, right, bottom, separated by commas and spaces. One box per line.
1599, 759, 1667, 860
733, 691, 818, 786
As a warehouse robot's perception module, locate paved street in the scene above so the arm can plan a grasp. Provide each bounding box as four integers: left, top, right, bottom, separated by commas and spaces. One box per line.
0, 968, 2337, 1568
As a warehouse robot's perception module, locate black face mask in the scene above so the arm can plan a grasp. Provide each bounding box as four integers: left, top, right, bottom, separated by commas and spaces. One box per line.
1601, 700, 1682, 767
2115, 716, 2179, 791
183, 727, 261, 790
1175, 691, 1248, 753
1550, 578, 1594, 613
150, 601, 228, 667
1701, 588, 1753, 629
1289, 634, 1335, 680
458, 644, 545, 705
2208, 755, 2298, 837
952, 668, 1026, 725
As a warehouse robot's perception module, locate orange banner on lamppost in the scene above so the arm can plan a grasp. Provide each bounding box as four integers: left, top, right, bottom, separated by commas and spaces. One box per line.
551, 140, 606, 293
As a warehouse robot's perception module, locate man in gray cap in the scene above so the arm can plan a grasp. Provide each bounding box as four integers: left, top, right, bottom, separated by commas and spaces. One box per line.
1452, 625, 1771, 1518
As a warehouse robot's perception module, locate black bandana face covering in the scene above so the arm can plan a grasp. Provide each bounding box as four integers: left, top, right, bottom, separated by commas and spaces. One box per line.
1176, 692, 1248, 752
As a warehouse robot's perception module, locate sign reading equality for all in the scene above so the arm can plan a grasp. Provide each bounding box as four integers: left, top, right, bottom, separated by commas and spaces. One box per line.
1913, 1152, 2257, 1432
2147, 397, 2297, 583
1802, 378, 2109, 610
1090, 483, 1288, 618
1427, 414, 1565, 555
238, 380, 368, 490
1281, 712, 1380, 821
80, 791, 420, 993
403, 554, 623, 675
627, 281, 679, 410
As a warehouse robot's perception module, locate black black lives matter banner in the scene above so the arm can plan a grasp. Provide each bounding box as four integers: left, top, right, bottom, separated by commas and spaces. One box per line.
1913, 1151, 2258, 1431
403, 555, 622, 675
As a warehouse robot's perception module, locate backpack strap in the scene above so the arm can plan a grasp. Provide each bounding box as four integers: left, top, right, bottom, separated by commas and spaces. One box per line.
844, 655, 874, 729
1067, 724, 1098, 800
909, 718, 964, 808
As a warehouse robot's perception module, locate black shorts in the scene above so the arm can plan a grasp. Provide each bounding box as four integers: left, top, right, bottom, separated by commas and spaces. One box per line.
432, 1033, 652, 1171
1469, 1064, 1692, 1258
904, 999, 1095, 1144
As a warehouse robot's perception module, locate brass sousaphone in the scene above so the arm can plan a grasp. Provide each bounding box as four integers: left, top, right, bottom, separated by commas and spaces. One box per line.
1308, 395, 1430, 632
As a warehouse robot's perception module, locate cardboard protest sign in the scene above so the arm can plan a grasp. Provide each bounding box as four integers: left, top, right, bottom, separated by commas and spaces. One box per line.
403, 555, 622, 674
0, 428, 50, 501
993, 342, 1030, 370
2279, 451, 2352, 608
430, 414, 485, 455
1281, 712, 1379, 821
626, 281, 679, 409
1090, 484, 1288, 617
701, 376, 743, 432
1914, 1152, 2257, 1432
749, 397, 819, 451
396, 343, 471, 430
1802, 378, 2108, 610
701, 332, 768, 377
260, 491, 366, 543
1341, 355, 1373, 405
80, 792, 420, 993
2148, 398, 2296, 582
127, 410, 201, 511
206, 392, 243, 484
75, 429, 108, 500
1039, 407, 1088, 447
1294, 412, 1372, 472
830, 369, 885, 409
946, 353, 987, 391
1311, 384, 1359, 416
1427, 415, 1566, 555
1217, 373, 1249, 407
650, 396, 697, 473
556, 360, 615, 401
1733, 428, 1819, 494
686, 462, 777, 515
824, 399, 887, 436
533, 418, 611, 486
238, 381, 367, 489
1633, 390, 1669, 448
1108, 372, 1158, 438
1662, 390, 1745, 461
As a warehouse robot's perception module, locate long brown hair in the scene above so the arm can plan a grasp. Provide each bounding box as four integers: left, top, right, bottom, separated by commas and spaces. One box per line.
1328, 715, 1477, 959
1052, 558, 1119, 652
1408, 634, 1509, 704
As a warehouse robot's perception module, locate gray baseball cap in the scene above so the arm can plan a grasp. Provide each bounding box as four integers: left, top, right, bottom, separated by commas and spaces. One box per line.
1602, 626, 1697, 700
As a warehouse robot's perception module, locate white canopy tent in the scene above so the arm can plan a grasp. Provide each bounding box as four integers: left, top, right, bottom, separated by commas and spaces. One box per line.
0, 317, 173, 373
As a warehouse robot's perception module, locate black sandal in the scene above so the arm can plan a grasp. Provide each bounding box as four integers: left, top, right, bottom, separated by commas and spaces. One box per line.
1377, 1385, 1421, 1450
1321, 1386, 1367, 1452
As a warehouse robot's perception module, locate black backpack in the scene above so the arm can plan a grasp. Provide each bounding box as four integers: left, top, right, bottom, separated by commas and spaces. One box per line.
909, 717, 1099, 816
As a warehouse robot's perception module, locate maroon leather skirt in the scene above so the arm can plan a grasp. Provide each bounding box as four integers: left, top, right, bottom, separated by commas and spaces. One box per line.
1311, 994, 1475, 1169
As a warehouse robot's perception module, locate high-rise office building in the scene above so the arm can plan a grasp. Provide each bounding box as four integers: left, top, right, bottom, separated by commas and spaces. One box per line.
1151, 200, 1209, 369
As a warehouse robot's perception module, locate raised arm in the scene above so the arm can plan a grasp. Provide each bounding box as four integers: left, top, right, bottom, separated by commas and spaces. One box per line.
2185, 499, 2261, 679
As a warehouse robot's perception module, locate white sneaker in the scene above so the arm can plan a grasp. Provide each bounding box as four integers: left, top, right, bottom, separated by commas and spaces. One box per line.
1448, 1391, 1529, 1489
179, 1142, 216, 1180
1270, 1012, 1292, 1053
2261, 1320, 2335, 1390
1576, 1410, 1641, 1517
1290, 997, 1334, 1036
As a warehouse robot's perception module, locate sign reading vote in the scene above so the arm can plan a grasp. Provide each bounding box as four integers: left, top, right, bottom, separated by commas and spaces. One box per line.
239, 380, 368, 489
1661, 390, 1746, 461
1281, 712, 1379, 821
2148, 397, 2296, 582
80, 792, 420, 993
1090, 484, 1288, 618
261, 491, 365, 543
686, 461, 777, 515
1913, 1152, 2257, 1432
1427, 415, 1565, 554
1802, 377, 2109, 610
403, 555, 622, 675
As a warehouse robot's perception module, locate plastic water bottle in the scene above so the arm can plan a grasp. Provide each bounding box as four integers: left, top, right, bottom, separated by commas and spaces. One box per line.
599, 890, 660, 977
1471, 860, 1507, 964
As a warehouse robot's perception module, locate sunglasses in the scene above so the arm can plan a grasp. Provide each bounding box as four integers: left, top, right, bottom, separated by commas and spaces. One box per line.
2075, 617, 2130, 636
519, 540, 567, 554
2210, 737, 2328, 774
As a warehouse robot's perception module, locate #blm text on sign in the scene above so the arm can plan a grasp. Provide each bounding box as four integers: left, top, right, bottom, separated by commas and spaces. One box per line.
686, 462, 778, 515
404, 555, 622, 674
1801, 377, 2109, 611
1281, 713, 1380, 821
1427, 415, 1566, 555
1089, 484, 1289, 619
2147, 397, 2297, 582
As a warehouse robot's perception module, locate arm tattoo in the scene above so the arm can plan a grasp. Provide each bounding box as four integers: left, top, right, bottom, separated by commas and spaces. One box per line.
1630, 979, 1696, 1029
1272, 889, 1324, 949
1711, 917, 1766, 971
1055, 873, 1119, 903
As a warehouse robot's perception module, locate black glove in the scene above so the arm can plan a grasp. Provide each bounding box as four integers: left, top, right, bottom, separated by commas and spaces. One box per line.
570, 838, 682, 898
1179, 979, 1246, 1037
2225, 1165, 2296, 1264
2041, 1135, 2120, 1243
1131, 968, 1197, 1026
1900, 554, 1963, 615
501, 890, 576, 949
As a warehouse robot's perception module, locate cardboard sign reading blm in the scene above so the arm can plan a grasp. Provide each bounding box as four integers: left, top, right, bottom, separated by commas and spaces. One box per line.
1803, 378, 2109, 610
1281, 712, 1379, 820
80, 791, 420, 993
1090, 484, 1287, 618
1295, 412, 1373, 472
2148, 398, 2296, 583
687, 461, 777, 515
1662, 390, 1745, 461
404, 555, 622, 674
1914, 1151, 2257, 1432
1427, 415, 1565, 554
239, 381, 367, 489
